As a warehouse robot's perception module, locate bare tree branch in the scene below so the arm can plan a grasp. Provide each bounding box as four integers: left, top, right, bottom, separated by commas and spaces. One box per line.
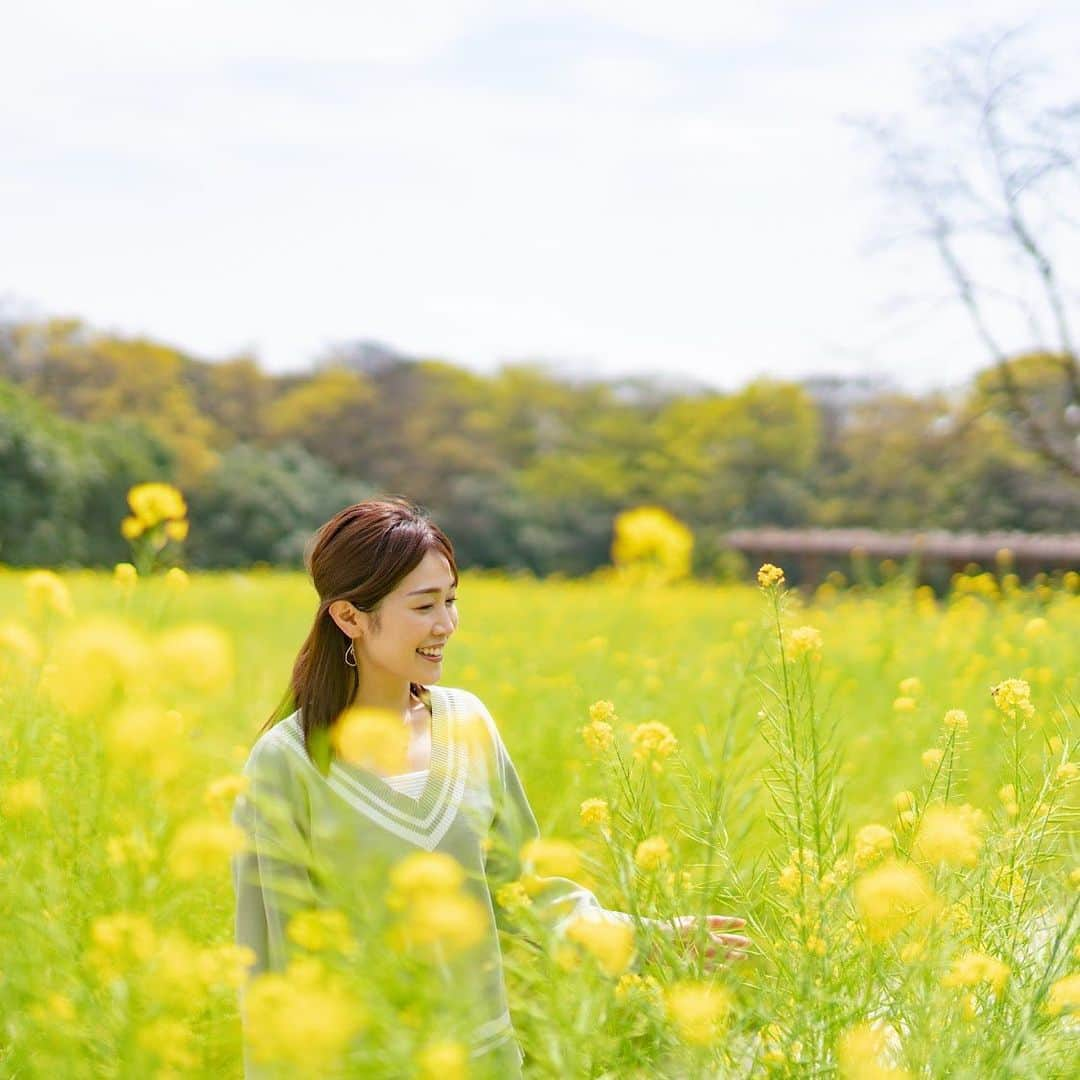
852, 25, 1080, 479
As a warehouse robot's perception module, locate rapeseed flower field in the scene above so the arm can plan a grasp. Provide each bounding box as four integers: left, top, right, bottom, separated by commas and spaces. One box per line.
0, 556, 1077, 1077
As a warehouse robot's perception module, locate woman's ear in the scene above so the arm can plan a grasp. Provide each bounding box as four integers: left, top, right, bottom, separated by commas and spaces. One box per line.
328, 599, 364, 637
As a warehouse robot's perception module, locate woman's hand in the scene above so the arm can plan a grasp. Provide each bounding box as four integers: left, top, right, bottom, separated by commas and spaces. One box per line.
662, 914, 751, 972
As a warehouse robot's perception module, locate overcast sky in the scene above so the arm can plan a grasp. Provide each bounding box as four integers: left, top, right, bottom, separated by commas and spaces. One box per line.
3, 1, 1078, 393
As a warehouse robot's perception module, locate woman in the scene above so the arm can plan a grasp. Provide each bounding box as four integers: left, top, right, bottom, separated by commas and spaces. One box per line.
232, 497, 749, 1077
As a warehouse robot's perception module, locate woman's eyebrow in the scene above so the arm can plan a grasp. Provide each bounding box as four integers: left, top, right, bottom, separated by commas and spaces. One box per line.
406, 585, 456, 596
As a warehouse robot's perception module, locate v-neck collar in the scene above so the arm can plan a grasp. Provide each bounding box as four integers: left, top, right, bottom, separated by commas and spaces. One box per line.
277, 684, 468, 850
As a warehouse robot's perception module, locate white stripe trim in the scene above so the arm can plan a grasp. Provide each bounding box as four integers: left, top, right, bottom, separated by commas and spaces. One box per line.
468, 1009, 514, 1056
272, 688, 469, 850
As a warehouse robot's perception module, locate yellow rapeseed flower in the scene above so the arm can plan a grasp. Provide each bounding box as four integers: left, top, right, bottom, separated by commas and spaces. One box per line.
387, 852, 465, 908
24, 570, 74, 619
611, 506, 694, 584
854, 860, 934, 943
997, 784, 1019, 817
105, 830, 156, 872
203, 773, 251, 814
836, 1022, 910, 1079
893, 697, 917, 713
107, 704, 188, 782
898, 676, 922, 697
788, 626, 823, 659
113, 562, 137, 593
137, 1019, 199, 1071
165, 519, 190, 542
399, 893, 487, 954
522, 838, 582, 879
990, 678, 1035, 721
1, 778, 46, 817
757, 563, 785, 589
581, 718, 614, 754
332, 706, 410, 775
614, 971, 663, 1004
579, 797, 610, 829
664, 980, 733, 1045
287, 909, 355, 953
1044, 973, 1080, 1015
0, 620, 42, 668
47, 617, 152, 715
494, 880, 532, 913
892, 791, 915, 812
86, 912, 158, 981
630, 721, 678, 763
853, 824, 894, 869
155, 624, 234, 693
127, 482, 187, 528
416, 1040, 469, 1080
565, 914, 636, 976
199, 943, 257, 990
942, 709, 968, 733
589, 699, 617, 723
243, 959, 366, 1072
941, 951, 1010, 996
634, 835, 671, 872
121, 516, 144, 540
911, 804, 984, 868
167, 820, 246, 880
165, 566, 190, 590
921, 748, 944, 770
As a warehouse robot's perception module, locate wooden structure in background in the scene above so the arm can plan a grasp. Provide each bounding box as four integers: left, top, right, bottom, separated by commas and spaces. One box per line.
723, 528, 1080, 584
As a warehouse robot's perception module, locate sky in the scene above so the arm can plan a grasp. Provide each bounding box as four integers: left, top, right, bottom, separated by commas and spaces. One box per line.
3, 0, 1078, 394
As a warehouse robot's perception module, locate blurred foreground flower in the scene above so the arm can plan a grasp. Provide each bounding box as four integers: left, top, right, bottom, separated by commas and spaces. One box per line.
941, 951, 1010, 996
156, 623, 234, 694
168, 820, 246, 880
837, 1022, 910, 1079
46, 618, 153, 715
1, 778, 46, 817
416, 1040, 469, 1080
565, 913, 636, 976
854, 860, 935, 943
787, 625, 823, 659
664, 980, 733, 1045
24, 570, 73, 619
331, 706, 410, 775
244, 958, 366, 1075
911, 805, 985, 869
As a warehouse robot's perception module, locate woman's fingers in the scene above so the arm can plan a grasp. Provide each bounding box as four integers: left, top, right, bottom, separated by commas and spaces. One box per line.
711, 934, 751, 948
705, 914, 746, 929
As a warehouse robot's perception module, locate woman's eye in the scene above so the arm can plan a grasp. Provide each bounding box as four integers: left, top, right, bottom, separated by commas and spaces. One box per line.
418, 598, 456, 611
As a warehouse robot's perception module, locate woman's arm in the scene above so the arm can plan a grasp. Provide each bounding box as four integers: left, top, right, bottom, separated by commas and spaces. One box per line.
472, 693, 751, 971
472, 692, 664, 939
231, 733, 321, 1076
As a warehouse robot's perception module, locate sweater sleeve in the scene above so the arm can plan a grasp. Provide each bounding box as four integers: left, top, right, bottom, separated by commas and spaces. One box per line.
473, 692, 662, 941
231, 730, 321, 1075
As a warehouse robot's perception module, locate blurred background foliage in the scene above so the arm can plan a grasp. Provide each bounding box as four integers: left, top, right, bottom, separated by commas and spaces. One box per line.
1, 314, 1076, 573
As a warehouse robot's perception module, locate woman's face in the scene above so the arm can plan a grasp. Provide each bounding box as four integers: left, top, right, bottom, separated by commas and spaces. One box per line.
354, 549, 459, 684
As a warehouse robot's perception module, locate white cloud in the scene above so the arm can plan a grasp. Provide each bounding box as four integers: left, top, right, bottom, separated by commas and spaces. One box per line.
3, 1, 1079, 392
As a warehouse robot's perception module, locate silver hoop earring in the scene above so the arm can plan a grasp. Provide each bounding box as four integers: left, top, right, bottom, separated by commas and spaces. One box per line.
344, 641, 357, 667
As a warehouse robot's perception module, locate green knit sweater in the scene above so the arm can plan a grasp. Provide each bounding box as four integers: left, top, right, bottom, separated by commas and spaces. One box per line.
231, 684, 643, 1078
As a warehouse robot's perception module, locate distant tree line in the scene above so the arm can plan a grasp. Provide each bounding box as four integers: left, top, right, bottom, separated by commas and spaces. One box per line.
0, 316, 1076, 573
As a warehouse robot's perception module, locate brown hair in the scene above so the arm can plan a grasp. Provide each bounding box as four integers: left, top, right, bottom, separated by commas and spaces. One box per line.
260, 496, 458, 773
